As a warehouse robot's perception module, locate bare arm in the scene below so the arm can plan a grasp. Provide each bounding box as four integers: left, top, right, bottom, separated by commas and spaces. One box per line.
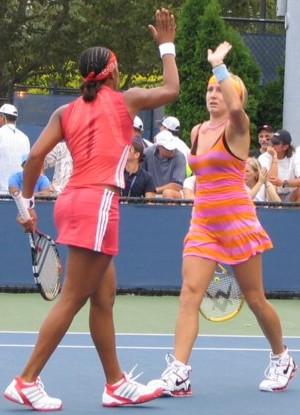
124, 8, 179, 116
156, 182, 182, 194
207, 42, 250, 159
183, 188, 195, 200
265, 182, 281, 202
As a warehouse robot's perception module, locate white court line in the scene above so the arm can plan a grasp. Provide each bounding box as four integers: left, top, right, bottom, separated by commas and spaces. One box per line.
0, 331, 299, 339
0, 344, 300, 353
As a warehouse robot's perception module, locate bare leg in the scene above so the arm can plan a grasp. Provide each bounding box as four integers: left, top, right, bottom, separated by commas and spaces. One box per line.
19, 246, 115, 382
233, 254, 284, 355
174, 257, 217, 363
89, 260, 123, 384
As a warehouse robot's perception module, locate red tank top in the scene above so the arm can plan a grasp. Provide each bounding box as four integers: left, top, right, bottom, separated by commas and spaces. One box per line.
61, 86, 132, 188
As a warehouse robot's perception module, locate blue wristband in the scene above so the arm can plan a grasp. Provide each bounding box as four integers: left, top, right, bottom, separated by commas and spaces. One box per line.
212, 64, 230, 82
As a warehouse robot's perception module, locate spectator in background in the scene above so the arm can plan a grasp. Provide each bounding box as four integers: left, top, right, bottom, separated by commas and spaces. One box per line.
158, 115, 192, 176
0, 104, 30, 194
245, 157, 280, 202
258, 129, 300, 202
121, 141, 156, 198
44, 141, 73, 194
249, 124, 274, 158
132, 116, 153, 149
9, 154, 53, 196
142, 130, 186, 199
182, 175, 196, 200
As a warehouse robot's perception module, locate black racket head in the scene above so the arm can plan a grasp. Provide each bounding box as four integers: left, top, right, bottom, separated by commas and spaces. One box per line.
200, 264, 244, 322
33, 232, 62, 301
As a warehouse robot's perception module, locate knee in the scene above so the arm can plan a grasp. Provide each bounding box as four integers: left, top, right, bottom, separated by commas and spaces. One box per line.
245, 295, 267, 316
59, 292, 89, 314
179, 280, 203, 309
90, 287, 116, 310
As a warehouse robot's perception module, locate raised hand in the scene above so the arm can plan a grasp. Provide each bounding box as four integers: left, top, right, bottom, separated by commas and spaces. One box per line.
148, 8, 176, 45
207, 41, 232, 68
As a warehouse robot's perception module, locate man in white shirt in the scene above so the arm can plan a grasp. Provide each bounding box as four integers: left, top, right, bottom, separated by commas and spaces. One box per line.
0, 104, 30, 194
258, 129, 300, 201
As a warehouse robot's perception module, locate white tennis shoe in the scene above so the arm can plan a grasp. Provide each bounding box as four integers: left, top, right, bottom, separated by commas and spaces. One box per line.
4, 376, 62, 411
259, 347, 297, 392
102, 366, 163, 406
147, 354, 192, 397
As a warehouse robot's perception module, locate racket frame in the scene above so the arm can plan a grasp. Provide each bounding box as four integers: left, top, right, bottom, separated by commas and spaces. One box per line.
199, 263, 244, 322
12, 190, 61, 301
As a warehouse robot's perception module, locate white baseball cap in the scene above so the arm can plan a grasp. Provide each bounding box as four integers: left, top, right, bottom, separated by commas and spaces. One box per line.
0, 103, 18, 117
156, 130, 177, 151
133, 116, 144, 132
161, 116, 180, 132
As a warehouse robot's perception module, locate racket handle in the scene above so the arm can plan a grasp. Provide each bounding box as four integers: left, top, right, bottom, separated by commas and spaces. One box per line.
12, 190, 32, 221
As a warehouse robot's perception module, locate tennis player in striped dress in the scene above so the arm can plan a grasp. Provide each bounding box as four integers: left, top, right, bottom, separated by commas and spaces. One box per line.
148, 41, 297, 396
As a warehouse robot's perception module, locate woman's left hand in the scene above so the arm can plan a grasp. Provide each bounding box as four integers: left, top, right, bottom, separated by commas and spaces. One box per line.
207, 41, 232, 68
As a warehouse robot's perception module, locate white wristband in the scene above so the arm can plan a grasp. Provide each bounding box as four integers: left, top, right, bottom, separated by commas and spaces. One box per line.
23, 196, 35, 209
159, 43, 176, 58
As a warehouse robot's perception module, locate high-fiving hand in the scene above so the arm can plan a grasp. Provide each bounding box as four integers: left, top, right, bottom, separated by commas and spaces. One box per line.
148, 8, 176, 45
207, 41, 232, 68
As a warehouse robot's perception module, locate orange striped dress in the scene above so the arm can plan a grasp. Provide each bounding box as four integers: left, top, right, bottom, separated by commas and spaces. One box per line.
183, 133, 272, 264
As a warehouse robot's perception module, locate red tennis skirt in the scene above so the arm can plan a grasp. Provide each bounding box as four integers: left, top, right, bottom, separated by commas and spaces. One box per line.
54, 186, 119, 255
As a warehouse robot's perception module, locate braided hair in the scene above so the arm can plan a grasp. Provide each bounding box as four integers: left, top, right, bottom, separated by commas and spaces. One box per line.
79, 47, 111, 102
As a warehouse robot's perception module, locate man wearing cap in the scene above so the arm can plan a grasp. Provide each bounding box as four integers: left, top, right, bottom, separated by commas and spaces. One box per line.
142, 130, 186, 199
159, 115, 192, 177
0, 103, 30, 194
258, 129, 300, 202
249, 124, 274, 158
8, 154, 53, 196
159, 115, 190, 160
132, 116, 153, 149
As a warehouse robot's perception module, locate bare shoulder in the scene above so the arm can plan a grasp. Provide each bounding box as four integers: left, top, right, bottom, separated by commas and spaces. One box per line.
53, 104, 68, 118
191, 123, 202, 144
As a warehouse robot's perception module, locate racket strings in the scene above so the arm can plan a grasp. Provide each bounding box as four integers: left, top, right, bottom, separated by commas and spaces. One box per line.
200, 270, 243, 321
35, 236, 61, 300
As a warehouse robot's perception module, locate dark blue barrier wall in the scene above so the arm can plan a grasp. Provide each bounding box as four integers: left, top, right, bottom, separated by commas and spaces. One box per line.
1, 199, 300, 293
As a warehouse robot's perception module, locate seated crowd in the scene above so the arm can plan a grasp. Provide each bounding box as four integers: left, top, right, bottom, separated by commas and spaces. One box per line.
1, 105, 300, 204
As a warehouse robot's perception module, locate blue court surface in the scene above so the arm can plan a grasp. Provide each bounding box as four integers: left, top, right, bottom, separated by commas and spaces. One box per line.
0, 332, 299, 414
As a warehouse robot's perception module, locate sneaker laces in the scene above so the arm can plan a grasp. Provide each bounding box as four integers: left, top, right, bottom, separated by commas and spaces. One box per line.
125, 364, 143, 384
264, 355, 289, 380
160, 354, 178, 378
264, 360, 278, 380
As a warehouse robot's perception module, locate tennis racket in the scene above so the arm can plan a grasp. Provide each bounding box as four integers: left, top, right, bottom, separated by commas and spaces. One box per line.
12, 191, 62, 301
199, 263, 244, 322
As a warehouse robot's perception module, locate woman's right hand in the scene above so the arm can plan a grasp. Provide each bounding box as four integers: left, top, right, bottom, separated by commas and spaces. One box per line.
17, 209, 37, 233
148, 8, 176, 45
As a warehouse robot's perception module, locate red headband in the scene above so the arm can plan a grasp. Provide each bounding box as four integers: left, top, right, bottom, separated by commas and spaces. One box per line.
84, 51, 117, 82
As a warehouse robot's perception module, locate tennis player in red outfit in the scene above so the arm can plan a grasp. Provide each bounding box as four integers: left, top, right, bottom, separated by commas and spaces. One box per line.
4, 8, 179, 411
